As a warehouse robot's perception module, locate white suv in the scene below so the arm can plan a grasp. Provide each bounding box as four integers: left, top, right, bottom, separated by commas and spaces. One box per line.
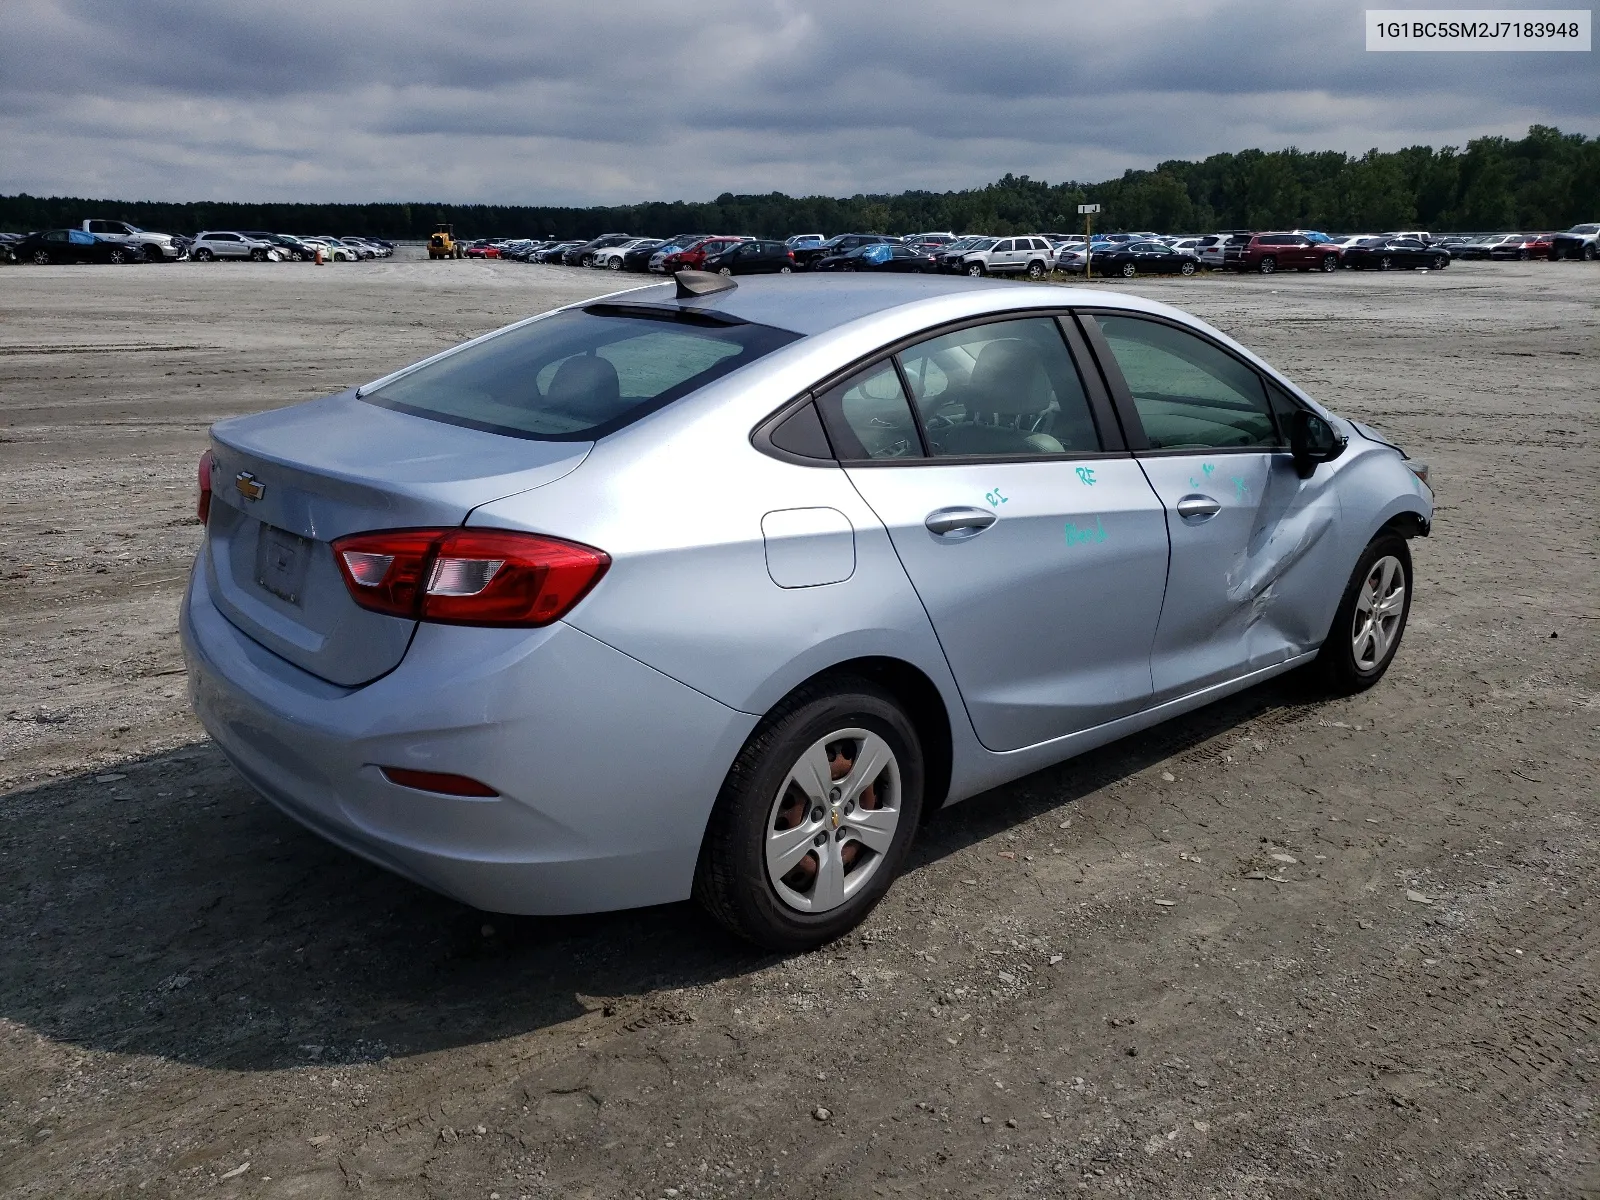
956, 235, 1056, 278
190, 231, 276, 262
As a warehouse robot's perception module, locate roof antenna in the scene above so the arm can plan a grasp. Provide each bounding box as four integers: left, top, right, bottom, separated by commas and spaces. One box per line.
675, 269, 737, 299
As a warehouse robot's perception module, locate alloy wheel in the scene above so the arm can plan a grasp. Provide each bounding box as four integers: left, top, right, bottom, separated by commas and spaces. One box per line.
1260, 257, 1277, 274
1352, 555, 1406, 672
1378, 256, 1393, 271
1181, 261, 1196, 276
1121, 262, 1136, 277
764, 730, 901, 914
31, 249, 49, 265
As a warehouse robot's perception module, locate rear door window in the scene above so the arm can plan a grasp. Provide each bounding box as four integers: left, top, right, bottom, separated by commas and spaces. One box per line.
365, 309, 800, 441
815, 362, 923, 460
897, 317, 1102, 457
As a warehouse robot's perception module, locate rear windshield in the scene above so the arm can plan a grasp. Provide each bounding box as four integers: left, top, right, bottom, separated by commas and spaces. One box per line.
362, 308, 800, 441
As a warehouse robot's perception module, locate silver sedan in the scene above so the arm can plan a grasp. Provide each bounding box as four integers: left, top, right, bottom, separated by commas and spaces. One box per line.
182, 272, 1433, 949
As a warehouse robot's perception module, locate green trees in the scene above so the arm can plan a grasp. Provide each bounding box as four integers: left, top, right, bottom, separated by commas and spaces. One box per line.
2, 125, 1593, 239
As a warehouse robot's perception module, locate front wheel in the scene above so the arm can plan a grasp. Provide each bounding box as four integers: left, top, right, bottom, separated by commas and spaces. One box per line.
608, 257, 622, 270
718, 266, 733, 276
1432, 255, 1448, 270
1180, 260, 1196, 276
1518, 248, 1530, 260
1320, 255, 1338, 272
31, 249, 51, 265
108, 247, 127, 264
1584, 244, 1597, 261
694, 680, 925, 951
1312, 535, 1412, 694
194, 248, 213, 262
1377, 256, 1393, 271
964, 261, 985, 277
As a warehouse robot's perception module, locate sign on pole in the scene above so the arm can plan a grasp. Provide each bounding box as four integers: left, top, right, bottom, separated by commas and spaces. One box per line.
1078, 204, 1100, 278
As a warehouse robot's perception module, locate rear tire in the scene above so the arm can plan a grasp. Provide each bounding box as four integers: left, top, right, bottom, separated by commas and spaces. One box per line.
1259, 256, 1277, 274
194, 248, 213, 262
1120, 262, 1136, 277
250, 248, 267, 262
1311, 535, 1413, 694
694, 679, 925, 952
1026, 259, 1046, 280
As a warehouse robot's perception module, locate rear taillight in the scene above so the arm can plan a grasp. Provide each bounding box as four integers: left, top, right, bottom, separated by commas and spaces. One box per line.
331, 528, 609, 627
196, 450, 214, 524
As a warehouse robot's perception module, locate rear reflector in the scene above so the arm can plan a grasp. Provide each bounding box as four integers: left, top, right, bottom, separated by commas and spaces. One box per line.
380, 767, 499, 797
331, 527, 609, 626
197, 450, 214, 524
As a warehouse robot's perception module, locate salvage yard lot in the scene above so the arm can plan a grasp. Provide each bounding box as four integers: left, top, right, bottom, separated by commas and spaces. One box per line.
1, 260, 1595, 1198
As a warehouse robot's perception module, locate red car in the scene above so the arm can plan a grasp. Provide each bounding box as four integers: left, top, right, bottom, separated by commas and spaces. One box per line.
464, 241, 501, 259
658, 236, 747, 272
1223, 232, 1341, 274
1489, 233, 1553, 260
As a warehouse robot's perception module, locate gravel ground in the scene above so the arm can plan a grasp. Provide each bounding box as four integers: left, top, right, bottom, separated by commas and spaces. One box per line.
1, 256, 1596, 1199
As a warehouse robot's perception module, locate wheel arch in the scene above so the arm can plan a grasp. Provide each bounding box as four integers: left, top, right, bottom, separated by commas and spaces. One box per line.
755, 656, 955, 818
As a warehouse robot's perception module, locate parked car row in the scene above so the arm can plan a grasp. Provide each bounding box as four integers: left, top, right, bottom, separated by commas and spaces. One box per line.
0, 222, 394, 264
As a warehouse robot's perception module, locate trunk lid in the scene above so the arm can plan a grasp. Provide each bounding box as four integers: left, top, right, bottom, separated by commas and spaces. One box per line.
204, 391, 590, 686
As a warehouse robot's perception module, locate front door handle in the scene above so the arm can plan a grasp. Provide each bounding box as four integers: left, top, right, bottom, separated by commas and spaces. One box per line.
1176, 494, 1222, 521
925, 506, 997, 539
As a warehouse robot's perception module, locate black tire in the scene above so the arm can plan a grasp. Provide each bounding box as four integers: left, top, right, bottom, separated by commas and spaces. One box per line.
31, 249, 50, 265
964, 261, 985, 277
1584, 244, 1596, 261
718, 266, 733, 276
1180, 260, 1197, 276
194, 248, 213, 262
1311, 534, 1413, 695
108, 247, 127, 265
1120, 262, 1136, 277
1259, 256, 1277, 274
694, 679, 925, 951
1377, 256, 1393, 271
1518, 248, 1529, 260
1320, 255, 1338, 272
1026, 259, 1046, 280
141, 244, 162, 263
1432, 255, 1448, 270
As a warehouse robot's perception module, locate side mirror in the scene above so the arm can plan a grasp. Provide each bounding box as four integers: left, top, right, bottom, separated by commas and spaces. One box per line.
1290, 410, 1348, 478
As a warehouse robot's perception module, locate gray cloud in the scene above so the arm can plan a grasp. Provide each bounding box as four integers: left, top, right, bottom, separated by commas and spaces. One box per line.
0, 0, 1593, 204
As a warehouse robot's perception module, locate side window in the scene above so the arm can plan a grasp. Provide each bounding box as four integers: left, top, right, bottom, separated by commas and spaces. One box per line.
1094, 315, 1277, 450
993, 239, 1014, 253
897, 317, 1102, 458
815, 362, 922, 461
1264, 380, 1301, 440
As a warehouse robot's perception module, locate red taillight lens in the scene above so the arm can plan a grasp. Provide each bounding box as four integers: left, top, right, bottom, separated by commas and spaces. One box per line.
197, 450, 214, 524
380, 767, 499, 797
331, 528, 609, 627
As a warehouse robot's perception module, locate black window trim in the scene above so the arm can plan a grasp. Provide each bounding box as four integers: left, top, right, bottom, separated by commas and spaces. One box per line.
751, 307, 1131, 469
1073, 308, 1308, 457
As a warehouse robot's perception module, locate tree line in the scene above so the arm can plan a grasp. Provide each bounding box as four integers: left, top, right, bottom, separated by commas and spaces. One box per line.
2, 125, 1594, 240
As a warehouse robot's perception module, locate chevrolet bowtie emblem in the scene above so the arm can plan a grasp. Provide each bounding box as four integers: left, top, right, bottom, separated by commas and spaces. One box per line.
235, 472, 266, 502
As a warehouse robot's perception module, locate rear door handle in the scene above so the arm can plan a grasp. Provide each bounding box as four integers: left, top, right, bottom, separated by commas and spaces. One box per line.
1176, 494, 1222, 521
925, 506, 997, 539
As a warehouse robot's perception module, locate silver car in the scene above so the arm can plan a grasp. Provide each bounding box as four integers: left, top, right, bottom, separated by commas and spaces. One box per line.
182, 273, 1433, 950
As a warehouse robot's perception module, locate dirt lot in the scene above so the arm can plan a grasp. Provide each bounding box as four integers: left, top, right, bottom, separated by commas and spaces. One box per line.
1, 256, 1596, 1199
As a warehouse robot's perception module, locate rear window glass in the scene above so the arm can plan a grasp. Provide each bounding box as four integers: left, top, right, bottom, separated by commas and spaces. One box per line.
363, 309, 800, 441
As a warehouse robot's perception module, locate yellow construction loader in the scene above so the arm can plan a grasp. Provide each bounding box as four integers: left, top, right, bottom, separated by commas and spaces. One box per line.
428, 224, 463, 259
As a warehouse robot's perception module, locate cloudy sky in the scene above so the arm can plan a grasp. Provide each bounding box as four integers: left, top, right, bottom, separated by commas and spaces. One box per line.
1, 0, 1593, 205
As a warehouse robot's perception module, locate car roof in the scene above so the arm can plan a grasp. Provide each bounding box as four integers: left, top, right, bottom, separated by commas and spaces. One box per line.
584, 273, 1178, 337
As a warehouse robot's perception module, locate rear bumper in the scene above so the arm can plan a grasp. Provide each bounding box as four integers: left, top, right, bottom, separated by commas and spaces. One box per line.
181, 550, 757, 915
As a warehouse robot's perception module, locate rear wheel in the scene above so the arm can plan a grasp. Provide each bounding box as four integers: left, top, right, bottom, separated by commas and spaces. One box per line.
1259, 256, 1277, 274
1026, 259, 1046, 280
779, 265, 792, 273
718, 266, 733, 276
250, 248, 266, 262
1312, 535, 1412, 694
694, 680, 925, 951
1120, 262, 1136, 277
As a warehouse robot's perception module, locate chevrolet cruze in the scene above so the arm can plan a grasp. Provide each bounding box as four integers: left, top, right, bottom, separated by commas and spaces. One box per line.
183, 272, 1432, 950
